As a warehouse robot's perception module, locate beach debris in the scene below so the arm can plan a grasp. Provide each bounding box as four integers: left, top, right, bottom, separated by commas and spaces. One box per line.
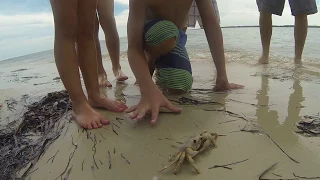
5, 98, 17, 111
55, 135, 78, 180
11, 68, 27, 72
108, 150, 112, 169
81, 159, 85, 171
111, 124, 118, 135
159, 130, 218, 175
170, 96, 223, 106
295, 114, 320, 136
92, 134, 99, 169
259, 163, 278, 180
208, 159, 249, 170
53, 77, 61, 80
46, 150, 60, 164
265, 133, 299, 164
293, 173, 320, 179
120, 153, 131, 164
0, 90, 71, 180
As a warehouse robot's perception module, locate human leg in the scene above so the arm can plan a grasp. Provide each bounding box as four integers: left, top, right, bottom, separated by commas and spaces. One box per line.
256, 0, 285, 64
94, 13, 113, 87
289, 0, 318, 64
97, 0, 128, 81
50, 0, 111, 129
76, 0, 127, 114
144, 20, 193, 93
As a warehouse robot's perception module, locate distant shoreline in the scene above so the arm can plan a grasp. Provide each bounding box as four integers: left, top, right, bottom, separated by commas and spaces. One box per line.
221, 25, 320, 28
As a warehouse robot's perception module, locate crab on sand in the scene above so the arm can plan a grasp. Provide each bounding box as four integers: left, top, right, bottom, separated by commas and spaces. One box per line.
159, 130, 218, 175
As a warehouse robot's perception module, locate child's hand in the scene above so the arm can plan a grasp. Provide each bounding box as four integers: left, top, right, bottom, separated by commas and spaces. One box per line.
125, 87, 182, 125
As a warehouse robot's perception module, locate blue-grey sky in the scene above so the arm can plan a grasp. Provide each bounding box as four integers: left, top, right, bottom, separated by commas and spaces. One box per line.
0, 0, 319, 61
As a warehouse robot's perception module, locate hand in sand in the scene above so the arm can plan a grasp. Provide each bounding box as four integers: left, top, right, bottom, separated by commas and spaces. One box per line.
125, 88, 182, 125
73, 95, 127, 129
214, 80, 244, 92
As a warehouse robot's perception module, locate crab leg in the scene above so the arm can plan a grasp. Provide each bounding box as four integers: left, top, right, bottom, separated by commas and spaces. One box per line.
185, 153, 200, 174
195, 139, 212, 155
173, 151, 186, 175
159, 151, 182, 172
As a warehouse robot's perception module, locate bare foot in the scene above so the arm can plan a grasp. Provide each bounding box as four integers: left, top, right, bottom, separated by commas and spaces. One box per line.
98, 73, 112, 87
72, 102, 110, 129
89, 94, 127, 112
214, 80, 244, 92
113, 67, 128, 82
258, 56, 269, 64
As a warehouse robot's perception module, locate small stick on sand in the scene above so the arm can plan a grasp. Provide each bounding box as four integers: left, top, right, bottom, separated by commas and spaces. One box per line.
46, 150, 59, 164
265, 133, 299, 163
108, 151, 112, 169
100, 133, 107, 140
121, 153, 131, 164
116, 118, 122, 124
81, 159, 85, 171
208, 159, 249, 170
116, 117, 124, 121
293, 173, 320, 179
99, 160, 103, 165
111, 124, 118, 135
259, 163, 278, 180
112, 123, 120, 128
63, 166, 72, 180
92, 135, 99, 169
114, 147, 116, 154
55, 137, 78, 180
219, 120, 237, 124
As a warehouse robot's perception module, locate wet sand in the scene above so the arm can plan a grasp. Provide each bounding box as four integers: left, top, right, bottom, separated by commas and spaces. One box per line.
1, 57, 320, 180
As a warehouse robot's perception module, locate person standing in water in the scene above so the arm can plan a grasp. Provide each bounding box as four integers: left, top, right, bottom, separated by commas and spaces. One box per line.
256, 0, 318, 65
50, 0, 127, 129
95, 0, 128, 87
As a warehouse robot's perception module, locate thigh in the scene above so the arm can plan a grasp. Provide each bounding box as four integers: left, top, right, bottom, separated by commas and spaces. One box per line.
50, 0, 78, 37
289, 0, 318, 16
256, 0, 286, 16
77, 0, 98, 33
97, 0, 114, 17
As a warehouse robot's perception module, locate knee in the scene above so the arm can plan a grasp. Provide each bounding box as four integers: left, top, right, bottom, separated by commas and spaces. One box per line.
144, 20, 179, 57
77, 21, 95, 39
55, 21, 78, 41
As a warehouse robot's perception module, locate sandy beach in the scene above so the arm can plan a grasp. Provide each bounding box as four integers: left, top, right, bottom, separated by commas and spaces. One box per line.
1, 52, 320, 180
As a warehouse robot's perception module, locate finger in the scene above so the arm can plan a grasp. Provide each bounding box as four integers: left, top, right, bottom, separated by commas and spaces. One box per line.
165, 101, 182, 114
136, 108, 147, 121
150, 106, 159, 125
129, 109, 139, 119
125, 105, 138, 113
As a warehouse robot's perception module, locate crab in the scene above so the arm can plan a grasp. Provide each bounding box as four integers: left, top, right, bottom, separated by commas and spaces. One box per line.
159, 130, 218, 175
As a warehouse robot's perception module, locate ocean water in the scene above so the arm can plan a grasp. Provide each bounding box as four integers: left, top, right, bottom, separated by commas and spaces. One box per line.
0, 27, 320, 74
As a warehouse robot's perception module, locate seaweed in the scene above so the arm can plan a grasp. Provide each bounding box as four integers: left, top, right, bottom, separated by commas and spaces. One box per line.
295, 114, 320, 136
0, 90, 72, 180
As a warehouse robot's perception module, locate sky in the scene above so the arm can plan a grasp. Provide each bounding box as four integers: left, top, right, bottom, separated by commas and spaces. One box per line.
0, 0, 319, 61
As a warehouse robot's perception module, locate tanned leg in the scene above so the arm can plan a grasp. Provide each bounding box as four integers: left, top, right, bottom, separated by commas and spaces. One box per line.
76, 0, 127, 123
50, 0, 112, 129
294, 14, 308, 65
94, 14, 112, 87
97, 0, 128, 81
258, 11, 273, 64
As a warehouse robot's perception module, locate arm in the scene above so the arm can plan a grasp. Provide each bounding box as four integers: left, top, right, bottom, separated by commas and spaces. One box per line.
195, 0, 228, 82
127, 0, 156, 94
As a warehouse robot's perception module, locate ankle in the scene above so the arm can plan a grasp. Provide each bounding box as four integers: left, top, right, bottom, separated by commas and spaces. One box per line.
112, 65, 121, 71
71, 100, 90, 113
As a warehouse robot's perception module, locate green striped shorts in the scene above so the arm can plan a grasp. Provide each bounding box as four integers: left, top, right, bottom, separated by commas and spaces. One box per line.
144, 19, 193, 92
